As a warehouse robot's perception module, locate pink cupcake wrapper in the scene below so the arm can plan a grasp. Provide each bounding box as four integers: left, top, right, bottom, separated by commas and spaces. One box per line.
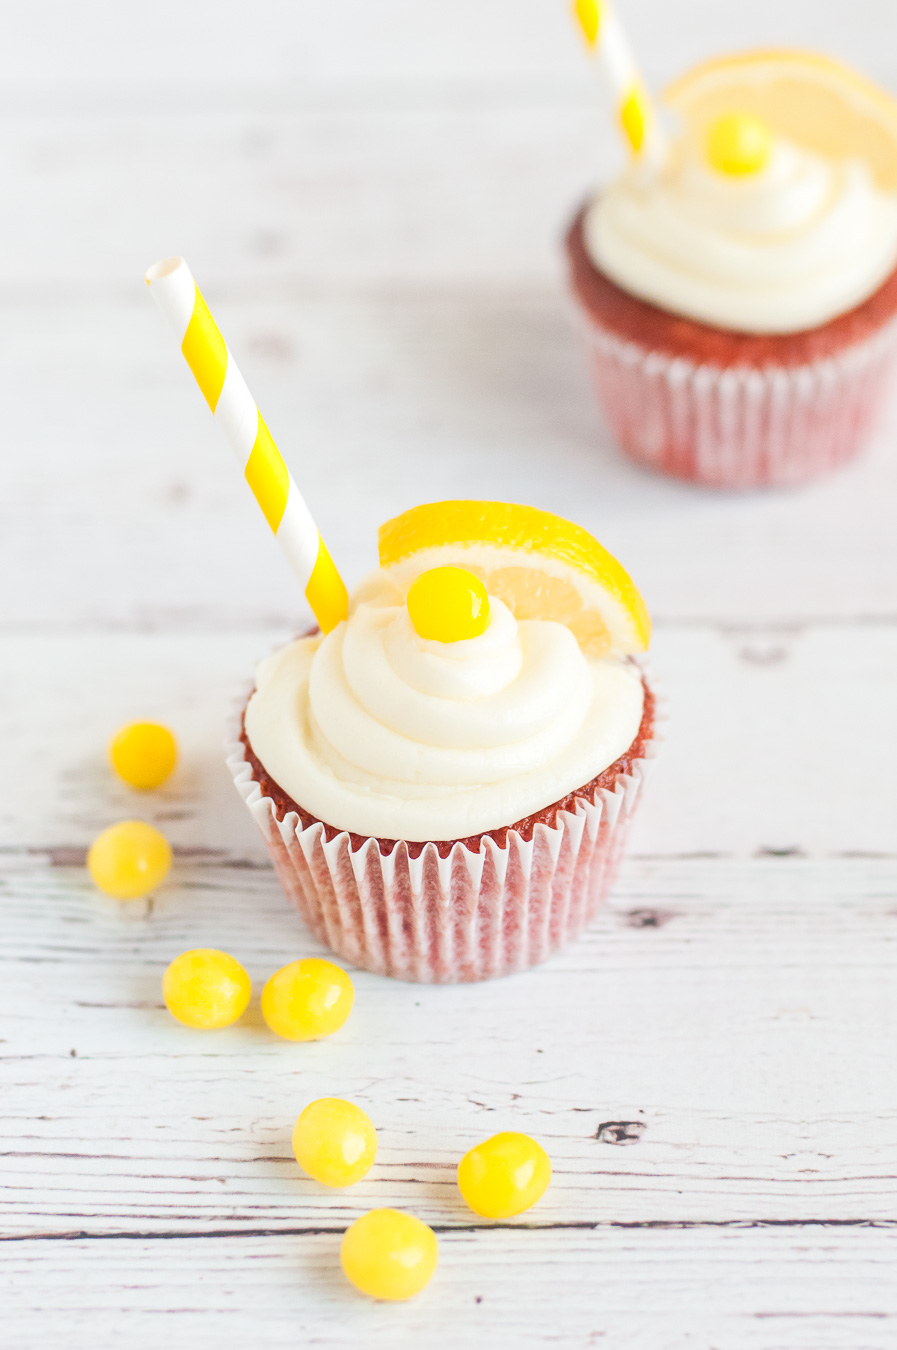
574, 304, 897, 488
226, 685, 662, 983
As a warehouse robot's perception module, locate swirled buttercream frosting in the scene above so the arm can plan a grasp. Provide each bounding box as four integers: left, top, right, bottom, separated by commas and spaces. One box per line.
585, 138, 897, 333
244, 580, 644, 842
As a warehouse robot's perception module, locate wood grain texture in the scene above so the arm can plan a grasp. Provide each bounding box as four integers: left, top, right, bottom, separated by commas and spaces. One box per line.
5, 1229, 897, 1350
7, 1236, 897, 1350
4, 0, 897, 1344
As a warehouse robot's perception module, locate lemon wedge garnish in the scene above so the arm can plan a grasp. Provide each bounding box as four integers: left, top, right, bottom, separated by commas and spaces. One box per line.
377, 500, 650, 657
665, 49, 897, 190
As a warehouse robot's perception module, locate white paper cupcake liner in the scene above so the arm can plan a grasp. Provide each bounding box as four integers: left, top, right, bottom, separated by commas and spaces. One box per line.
575, 305, 897, 488
226, 685, 662, 983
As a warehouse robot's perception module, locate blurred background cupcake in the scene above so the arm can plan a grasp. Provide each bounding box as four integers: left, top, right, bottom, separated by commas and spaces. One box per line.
566, 13, 897, 489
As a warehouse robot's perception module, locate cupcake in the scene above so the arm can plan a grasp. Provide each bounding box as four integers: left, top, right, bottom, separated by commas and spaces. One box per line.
567, 50, 897, 487
229, 500, 660, 983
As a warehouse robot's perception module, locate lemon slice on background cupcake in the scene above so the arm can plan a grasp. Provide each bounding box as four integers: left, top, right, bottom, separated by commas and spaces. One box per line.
665, 49, 897, 189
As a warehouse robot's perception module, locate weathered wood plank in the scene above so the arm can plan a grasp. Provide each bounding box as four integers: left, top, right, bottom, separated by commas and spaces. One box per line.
4, 1228, 897, 1350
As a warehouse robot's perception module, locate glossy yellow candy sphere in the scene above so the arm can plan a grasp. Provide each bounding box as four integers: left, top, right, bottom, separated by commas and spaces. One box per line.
261, 958, 354, 1041
109, 722, 178, 789
163, 949, 251, 1029
87, 820, 173, 900
457, 1131, 552, 1219
340, 1209, 438, 1301
706, 113, 773, 177
292, 1097, 377, 1186
406, 566, 490, 643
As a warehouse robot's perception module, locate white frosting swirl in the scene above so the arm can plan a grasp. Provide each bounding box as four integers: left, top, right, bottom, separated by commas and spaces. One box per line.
585, 138, 897, 333
245, 586, 644, 842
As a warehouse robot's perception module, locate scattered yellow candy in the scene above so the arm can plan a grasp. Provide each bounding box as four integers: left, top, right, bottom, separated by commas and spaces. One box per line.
706, 113, 773, 177
261, 958, 354, 1041
87, 820, 172, 900
162, 949, 251, 1029
340, 1209, 438, 1301
406, 566, 490, 643
292, 1098, 377, 1187
457, 1131, 552, 1219
109, 722, 178, 789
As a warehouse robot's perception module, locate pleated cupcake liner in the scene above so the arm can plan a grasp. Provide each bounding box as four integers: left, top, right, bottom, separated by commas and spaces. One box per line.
574, 303, 897, 488
226, 681, 663, 983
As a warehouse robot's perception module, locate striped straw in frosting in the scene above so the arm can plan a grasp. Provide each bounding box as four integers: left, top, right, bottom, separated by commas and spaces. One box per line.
145, 257, 348, 634
573, 0, 663, 161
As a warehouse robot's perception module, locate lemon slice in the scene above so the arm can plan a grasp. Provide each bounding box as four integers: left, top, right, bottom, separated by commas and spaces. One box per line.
377, 500, 650, 656
664, 49, 897, 189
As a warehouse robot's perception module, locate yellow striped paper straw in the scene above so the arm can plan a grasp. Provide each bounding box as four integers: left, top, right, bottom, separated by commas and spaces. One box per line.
145, 257, 348, 634
573, 0, 663, 161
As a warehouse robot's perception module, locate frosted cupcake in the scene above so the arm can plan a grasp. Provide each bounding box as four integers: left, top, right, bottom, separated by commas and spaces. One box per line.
229, 501, 659, 983
567, 51, 897, 487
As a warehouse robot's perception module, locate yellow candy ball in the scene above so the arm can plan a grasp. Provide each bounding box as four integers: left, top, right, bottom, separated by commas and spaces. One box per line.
457, 1131, 552, 1219
109, 722, 178, 789
163, 949, 251, 1029
292, 1097, 377, 1187
261, 958, 354, 1041
340, 1209, 438, 1301
87, 820, 172, 900
406, 566, 490, 643
706, 113, 773, 177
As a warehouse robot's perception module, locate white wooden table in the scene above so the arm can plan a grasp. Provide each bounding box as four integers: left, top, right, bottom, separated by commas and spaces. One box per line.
4, 3, 897, 1345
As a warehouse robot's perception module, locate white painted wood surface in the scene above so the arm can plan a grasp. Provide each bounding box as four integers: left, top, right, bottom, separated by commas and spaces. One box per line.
3, 2, 897, 1345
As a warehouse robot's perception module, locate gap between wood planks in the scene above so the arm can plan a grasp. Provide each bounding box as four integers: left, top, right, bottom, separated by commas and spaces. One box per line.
4, 1217, 897, 1243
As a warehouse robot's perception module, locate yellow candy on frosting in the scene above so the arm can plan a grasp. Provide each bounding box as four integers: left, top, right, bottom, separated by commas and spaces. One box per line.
706, 112, 773, 176
406, 566, 490, 643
